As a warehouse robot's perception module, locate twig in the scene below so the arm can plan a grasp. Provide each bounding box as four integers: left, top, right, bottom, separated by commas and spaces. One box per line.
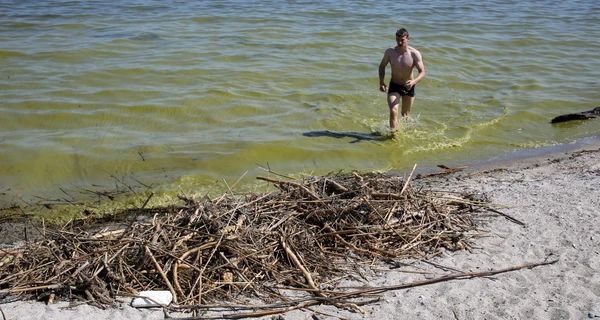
215, 171, 247, 205
280, 236, 322, 295
257, 176, 320, 200
141, 192, 154, 209
416, 165, 468, 179
258, 164, 297, 180
173, 242, 217, 299
333, 259, 558, 299
324, 179, 348, 193
487, 208, 526, 226
144, 245, 178, 304
170, 300, 318, 319
400, 164, 417, 196
0, 284, 76, 294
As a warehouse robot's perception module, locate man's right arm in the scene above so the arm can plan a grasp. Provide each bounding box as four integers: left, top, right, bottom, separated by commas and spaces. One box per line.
379, 50, 390, 92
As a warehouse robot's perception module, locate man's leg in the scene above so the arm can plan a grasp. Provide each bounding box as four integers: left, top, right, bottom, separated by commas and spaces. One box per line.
401, 95, 414, 117
387, 93, 400, 130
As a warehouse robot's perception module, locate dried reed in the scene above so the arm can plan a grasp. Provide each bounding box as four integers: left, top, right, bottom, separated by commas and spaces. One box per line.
0, 170, 525, 316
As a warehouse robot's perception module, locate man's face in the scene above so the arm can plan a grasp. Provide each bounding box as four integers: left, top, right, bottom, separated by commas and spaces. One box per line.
396, 35, 409, 46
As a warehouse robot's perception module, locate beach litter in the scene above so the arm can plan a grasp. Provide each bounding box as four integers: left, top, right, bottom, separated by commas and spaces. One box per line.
131, 290, 173, 308
0, 169, 555, 318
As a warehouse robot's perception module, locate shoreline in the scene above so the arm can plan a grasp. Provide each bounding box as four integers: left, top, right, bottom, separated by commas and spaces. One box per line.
465, 135, 600, 170
1, 139, 599, 319
411, 135, 600, 177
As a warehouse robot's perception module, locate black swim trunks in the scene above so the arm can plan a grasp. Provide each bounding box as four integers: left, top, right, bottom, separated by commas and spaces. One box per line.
388, 81, 415, 97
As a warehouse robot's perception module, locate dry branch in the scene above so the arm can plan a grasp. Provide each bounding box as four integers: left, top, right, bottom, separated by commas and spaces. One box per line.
416, 165, 468, 179
167, 259, 557, 319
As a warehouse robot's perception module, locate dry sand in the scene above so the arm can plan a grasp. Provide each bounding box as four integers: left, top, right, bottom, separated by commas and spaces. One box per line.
1, 139, 599, 320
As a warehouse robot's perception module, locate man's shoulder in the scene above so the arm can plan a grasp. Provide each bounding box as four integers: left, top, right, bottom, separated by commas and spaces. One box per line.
408, 46, 422, 57
408, 46, 421, 53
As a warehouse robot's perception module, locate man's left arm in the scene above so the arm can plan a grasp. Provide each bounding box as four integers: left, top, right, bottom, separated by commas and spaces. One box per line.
406, 50, 426, 88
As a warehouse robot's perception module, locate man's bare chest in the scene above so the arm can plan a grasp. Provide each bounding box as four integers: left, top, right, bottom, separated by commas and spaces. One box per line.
391, 51, 414, 68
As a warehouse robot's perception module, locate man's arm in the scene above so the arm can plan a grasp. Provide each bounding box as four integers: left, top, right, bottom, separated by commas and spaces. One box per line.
378, 49, 390, 92
406, 50, 425, 89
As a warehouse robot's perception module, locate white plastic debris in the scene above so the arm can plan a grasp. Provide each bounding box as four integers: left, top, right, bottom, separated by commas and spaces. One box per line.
131, 290, 173, 308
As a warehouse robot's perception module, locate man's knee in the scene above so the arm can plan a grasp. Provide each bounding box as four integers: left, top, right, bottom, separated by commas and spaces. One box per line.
388, 93, 400, 105
401, 98, 413, 114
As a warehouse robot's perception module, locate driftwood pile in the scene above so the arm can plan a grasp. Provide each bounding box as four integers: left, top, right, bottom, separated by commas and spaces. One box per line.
0, 170, 509, 316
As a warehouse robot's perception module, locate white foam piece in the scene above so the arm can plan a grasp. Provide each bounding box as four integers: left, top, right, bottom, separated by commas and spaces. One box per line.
131, 291, 173, 308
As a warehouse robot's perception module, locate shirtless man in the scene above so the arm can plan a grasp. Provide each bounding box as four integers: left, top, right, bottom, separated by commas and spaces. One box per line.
378, 28, 426, 131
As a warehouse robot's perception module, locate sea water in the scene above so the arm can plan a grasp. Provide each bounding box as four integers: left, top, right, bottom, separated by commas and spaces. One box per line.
1, 0, 599, 208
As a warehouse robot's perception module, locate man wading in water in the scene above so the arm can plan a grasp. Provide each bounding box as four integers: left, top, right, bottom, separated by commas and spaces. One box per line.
378, 28, 426, 133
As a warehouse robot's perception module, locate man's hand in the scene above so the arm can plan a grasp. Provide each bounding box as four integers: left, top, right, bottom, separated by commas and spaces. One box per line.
404, 80, 416, 90
379, 84, 388, 92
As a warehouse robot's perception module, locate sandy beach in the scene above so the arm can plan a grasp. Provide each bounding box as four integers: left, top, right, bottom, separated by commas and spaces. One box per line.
1, 139, 599, 320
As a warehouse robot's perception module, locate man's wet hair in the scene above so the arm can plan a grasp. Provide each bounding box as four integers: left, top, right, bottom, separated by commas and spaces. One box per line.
395, 28, 409, 37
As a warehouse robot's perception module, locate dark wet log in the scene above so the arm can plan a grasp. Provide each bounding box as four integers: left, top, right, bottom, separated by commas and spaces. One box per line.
551, 106, 600, 123
415, 164, 468, 179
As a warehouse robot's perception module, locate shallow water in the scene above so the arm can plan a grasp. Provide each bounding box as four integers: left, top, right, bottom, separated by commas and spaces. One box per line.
1, 0, 599, 207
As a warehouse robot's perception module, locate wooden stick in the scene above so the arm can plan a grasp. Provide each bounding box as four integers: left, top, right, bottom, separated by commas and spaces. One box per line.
333, 259, 558, 299
371, 192, 406, 200
324, 178, 349, 193
0, 305, 6, 320
144, 245, 178, 304
487, 208, 526, 226
280, 236, 322, 295
215, 171, 247, 205
400, 164, 417, 196
0, 283, 76, 293
173, 241, 217, 299
416, 165, 468, 179
141, 192, 154, 209
170, 300, 317, 319
257, 176, 320, 200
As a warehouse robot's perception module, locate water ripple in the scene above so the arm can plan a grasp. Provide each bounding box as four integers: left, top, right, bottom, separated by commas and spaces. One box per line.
1, 0, 599, 203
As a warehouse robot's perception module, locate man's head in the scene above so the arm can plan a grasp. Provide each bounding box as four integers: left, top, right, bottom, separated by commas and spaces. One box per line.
395, 28, 410, 46
395, 28, 409, 38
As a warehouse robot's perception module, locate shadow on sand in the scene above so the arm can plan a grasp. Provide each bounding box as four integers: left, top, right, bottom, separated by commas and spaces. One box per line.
302, 130, 393, 143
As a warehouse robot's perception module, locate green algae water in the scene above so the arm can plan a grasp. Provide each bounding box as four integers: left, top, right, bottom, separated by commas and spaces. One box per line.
1, 0, 600, 210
